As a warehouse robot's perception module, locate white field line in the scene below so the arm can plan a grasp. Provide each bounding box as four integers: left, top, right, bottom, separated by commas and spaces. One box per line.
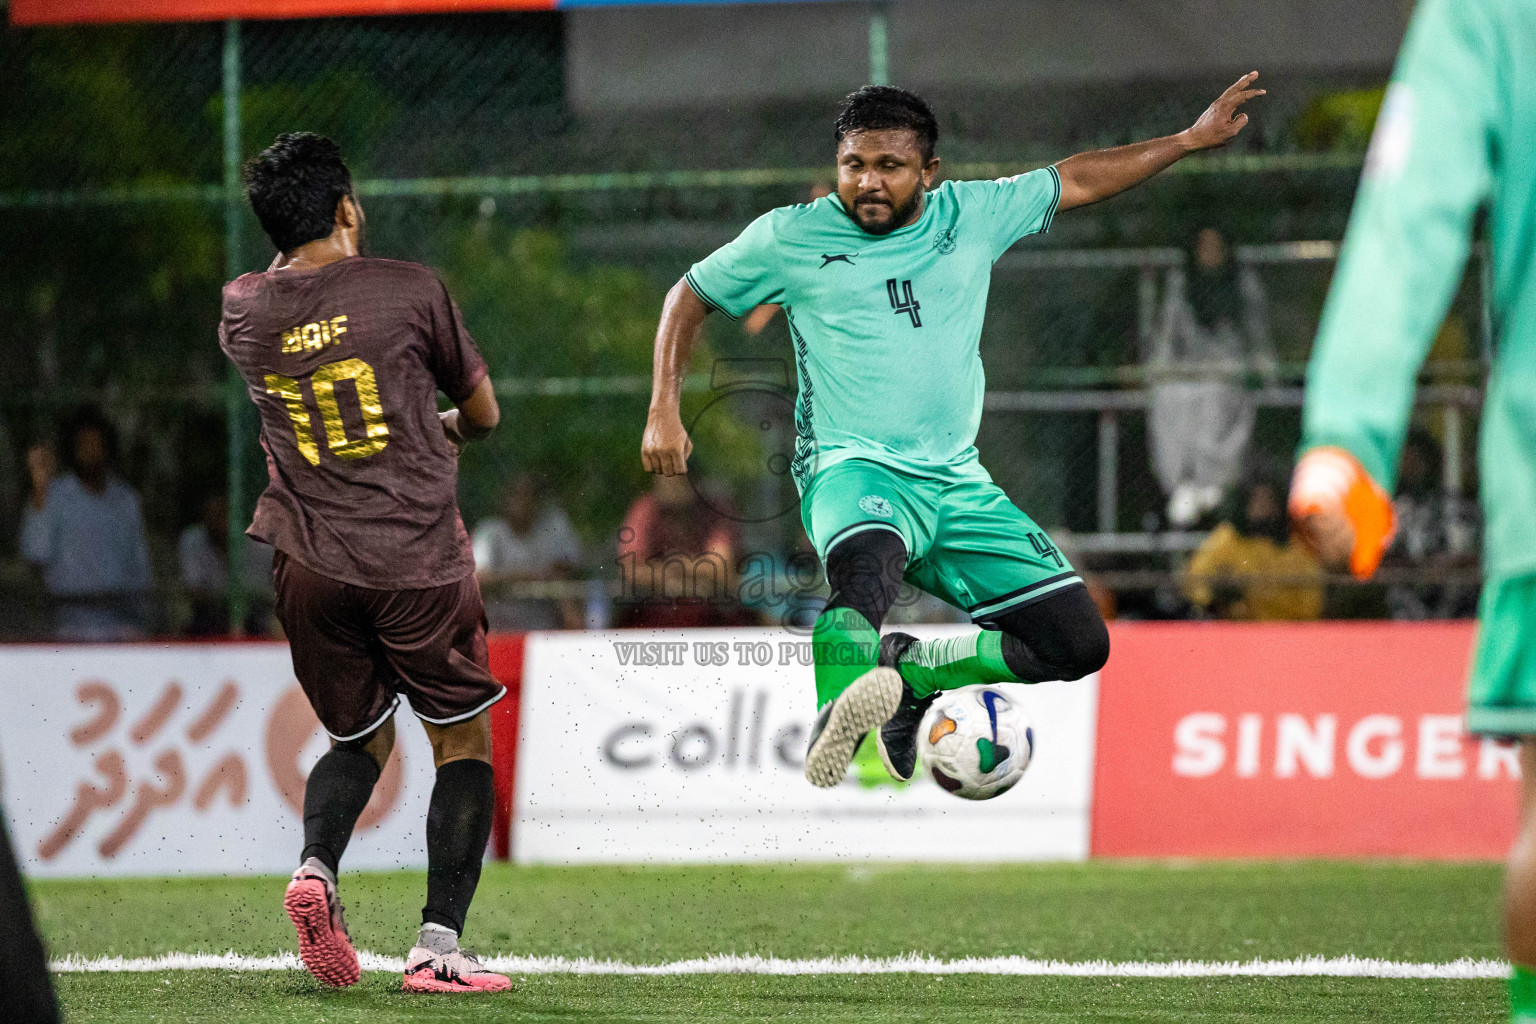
49, 951, 1509, 980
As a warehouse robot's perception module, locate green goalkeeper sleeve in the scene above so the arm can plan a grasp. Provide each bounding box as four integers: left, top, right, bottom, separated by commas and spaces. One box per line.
1301, 0, 1536, 581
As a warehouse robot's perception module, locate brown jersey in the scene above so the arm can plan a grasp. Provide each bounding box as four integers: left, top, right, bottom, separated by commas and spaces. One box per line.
219, 256, 488, 591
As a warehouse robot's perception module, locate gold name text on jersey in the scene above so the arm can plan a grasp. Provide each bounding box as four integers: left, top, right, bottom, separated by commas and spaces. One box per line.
281, 315, 349, 354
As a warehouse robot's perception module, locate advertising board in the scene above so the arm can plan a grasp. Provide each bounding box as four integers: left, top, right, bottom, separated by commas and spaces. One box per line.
1089, 622, 1517, 858
0, 644, 441, 877
512, 627, 1100, 863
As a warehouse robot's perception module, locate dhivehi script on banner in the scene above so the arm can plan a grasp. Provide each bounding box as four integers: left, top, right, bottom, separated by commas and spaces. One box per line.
0, 644, 440, 878
512, 627, 1098, 864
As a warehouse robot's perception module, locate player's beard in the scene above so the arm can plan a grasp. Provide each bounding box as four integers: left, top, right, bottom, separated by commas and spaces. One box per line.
852, 190, 922, 236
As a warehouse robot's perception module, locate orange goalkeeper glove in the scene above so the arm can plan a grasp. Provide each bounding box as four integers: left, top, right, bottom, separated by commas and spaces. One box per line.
1288, 446, 1397, 579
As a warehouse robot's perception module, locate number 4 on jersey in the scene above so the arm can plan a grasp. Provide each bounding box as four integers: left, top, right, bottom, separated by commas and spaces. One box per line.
265, 357, 390, 465
886, 278, 922, 328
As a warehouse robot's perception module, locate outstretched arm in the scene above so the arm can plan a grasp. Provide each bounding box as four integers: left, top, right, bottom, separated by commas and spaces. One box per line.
641, 279, 710, 476
1055, 72, 1265, 212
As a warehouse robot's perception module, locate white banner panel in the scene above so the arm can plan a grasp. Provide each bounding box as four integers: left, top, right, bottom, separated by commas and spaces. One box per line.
0, 644, 440, 878
514, 628, 1097, 863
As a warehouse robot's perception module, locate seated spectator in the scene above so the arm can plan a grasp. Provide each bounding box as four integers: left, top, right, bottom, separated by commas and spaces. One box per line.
1383, 428, 1481, 620
178, 493, 275, 636
615, 473, 750, 628
472, 472, 583, 631
1184, 478, 1323, 621
21, 409, 152, 640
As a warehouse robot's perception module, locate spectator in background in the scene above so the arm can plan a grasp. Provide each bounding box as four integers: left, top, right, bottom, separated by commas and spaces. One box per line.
179, 493, 275, 636
21, 408, 152, 640
738, 523, 826, 629
1383, 428, 1481, 620
1147, 226, 1277, 528
615, 472, 748, 628
472, 472, 583, 631
1184, 477, 1323, 621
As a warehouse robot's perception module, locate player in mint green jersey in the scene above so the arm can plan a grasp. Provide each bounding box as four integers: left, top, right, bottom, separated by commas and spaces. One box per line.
643, 80, 1263, 789
1286, 2, 1536, 1020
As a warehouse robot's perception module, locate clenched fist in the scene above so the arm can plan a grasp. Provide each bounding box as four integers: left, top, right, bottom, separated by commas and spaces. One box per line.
641, 408, 693, 476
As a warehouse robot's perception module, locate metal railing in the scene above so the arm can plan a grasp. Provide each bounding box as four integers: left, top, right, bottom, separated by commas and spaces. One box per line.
985, 383, 1482, 552
989, 239, 1487, 550
490, 239, 1487, 556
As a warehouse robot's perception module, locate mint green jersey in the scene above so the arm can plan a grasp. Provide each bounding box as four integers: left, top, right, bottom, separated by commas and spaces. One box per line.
685, 169, 1062, 488
1301, 0, 1536, 581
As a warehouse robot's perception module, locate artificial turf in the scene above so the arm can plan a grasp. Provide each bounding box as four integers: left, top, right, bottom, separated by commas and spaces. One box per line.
33, 860, 1508, 1022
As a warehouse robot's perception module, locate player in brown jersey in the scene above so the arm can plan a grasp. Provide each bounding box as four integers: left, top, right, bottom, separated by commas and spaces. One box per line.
222, 133, 509, 994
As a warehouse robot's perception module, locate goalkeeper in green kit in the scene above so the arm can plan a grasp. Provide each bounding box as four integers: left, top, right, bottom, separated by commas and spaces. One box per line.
1286, 1, 1536, 1018
643, 78, 1263, 788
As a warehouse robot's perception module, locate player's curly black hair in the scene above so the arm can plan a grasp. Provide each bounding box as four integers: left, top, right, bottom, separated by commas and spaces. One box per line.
242, 132, 353, 254
833, 86, 939, 161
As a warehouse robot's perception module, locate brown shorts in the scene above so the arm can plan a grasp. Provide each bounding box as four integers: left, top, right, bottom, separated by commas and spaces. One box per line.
273, 551, 505, 741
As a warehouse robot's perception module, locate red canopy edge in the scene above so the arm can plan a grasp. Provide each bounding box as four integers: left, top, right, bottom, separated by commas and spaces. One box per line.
10, 0, 557, 26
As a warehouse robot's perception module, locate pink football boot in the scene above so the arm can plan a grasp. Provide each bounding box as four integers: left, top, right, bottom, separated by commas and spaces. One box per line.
283, 858, 361, 988
401, 946, 511, 993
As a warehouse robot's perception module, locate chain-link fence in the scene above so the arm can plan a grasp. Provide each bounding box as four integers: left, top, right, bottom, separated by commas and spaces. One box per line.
0, 12, 1486, 637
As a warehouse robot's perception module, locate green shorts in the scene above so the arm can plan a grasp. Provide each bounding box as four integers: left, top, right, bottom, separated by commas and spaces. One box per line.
800, 457, 1083, 623
1467, 574, 1536, 735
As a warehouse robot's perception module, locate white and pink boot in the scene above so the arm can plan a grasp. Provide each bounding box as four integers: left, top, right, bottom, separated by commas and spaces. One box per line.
401, 923, 511, 993
283, 858, 361, 988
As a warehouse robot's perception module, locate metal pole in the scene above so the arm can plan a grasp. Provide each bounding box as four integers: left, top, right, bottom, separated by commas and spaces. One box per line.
1479, 248, 1494, 366
1443, 403, 1462, 497
868, 1, 889, 86
1097, 410, 1119, 534
223, 19, 248, 635
1136, 264, 1157, 358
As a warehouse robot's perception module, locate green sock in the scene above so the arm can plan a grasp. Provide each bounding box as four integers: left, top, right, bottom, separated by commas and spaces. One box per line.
895, 629, 1022, 699
1513, 965, 1536, 1022
812, 607, 880, 708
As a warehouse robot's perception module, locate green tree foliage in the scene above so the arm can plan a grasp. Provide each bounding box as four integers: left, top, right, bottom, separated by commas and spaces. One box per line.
442, 225, 760, 546
1294, 87, 1387, 153
0, 25, 232, 545
0, 27, 225, 400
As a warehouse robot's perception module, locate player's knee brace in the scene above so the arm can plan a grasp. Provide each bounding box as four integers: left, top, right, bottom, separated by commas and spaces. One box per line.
989, 585, 1109, 682
823, 529, 908, 630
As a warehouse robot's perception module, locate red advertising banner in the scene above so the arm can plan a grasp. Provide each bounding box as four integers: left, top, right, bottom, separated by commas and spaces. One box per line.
10, 0, 554, 26
1091, 621, 1516, 859
486, 632, 525, 861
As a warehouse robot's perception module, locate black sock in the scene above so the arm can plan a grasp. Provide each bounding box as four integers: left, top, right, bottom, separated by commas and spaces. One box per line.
301, 744, 380, 877
422, 758, 494, 936
989, 585, 1110, 683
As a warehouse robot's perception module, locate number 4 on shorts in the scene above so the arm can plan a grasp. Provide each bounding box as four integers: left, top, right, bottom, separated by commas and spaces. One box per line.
1027, 532, 1064, 568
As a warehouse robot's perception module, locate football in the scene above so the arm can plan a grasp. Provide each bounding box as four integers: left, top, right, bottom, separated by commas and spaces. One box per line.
919, 684, 1034, 800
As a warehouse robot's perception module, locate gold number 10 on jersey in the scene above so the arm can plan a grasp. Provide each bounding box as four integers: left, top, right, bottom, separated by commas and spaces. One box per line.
264, 357, 390, 466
